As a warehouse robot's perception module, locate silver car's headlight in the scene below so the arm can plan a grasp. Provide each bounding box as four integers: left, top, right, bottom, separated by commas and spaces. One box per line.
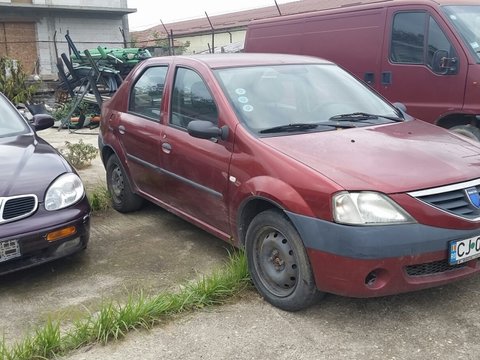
333, 191, 414, 225
45, 173, 85, 211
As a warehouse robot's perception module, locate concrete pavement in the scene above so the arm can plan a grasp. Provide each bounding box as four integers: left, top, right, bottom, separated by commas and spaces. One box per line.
2, 127, 479, 359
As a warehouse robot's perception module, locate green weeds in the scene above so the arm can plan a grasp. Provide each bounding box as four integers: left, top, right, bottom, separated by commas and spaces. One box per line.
0, 252, 250, 359
87, 185, 111, 212
0, 57, 38, 104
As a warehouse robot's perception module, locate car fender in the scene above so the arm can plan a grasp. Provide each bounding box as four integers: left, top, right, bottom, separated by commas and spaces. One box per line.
100, 138, 140, 195
233, 174, 316, 225
241, 176, 315, 215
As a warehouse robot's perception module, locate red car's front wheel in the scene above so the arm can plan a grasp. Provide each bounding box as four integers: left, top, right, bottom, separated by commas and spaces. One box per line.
246, 209, 324, 311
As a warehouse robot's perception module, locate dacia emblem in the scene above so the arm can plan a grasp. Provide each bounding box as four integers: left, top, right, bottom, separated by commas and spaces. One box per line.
466, 187, 480, 208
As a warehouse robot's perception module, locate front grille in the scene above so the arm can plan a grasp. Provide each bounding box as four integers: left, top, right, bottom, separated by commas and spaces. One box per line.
408, 179, 480, 220
405, 259, 467, 276
0, 195, 38, 224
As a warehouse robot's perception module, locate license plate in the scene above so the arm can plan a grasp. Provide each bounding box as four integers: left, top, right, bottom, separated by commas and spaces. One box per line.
0, 239, 21, 263
449, 236, 480, 265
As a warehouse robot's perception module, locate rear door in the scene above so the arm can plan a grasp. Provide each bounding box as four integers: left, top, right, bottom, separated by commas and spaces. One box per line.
380, 6, 467, 123
117, 65, 168, 196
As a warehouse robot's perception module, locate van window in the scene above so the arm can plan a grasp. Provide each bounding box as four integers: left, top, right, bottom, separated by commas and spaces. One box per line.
427, 17, 453, 69
391, 12, 456, 73
391, 12, 426, 63
129, 66, 168, 121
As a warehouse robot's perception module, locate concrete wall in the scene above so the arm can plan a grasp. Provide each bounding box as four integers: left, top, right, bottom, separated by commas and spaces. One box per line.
0, 0, 131, 79
36, 15, 125, 78
175, 30, 246, 54
33, 0, 124, 7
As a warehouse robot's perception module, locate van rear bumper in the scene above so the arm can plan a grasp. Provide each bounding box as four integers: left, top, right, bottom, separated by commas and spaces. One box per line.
286, 211, 480, 297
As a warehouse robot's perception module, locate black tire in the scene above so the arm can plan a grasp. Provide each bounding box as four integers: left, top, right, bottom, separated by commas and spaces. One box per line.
245, 209, 324, 311
449, 124, 480, 141
106, 155, 144, 213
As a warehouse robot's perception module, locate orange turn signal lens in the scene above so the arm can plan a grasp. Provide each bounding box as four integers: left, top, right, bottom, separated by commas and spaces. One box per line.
46, 226, 77, 242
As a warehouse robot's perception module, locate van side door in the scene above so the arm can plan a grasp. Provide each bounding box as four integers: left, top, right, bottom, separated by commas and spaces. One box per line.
381, 7, 467, 123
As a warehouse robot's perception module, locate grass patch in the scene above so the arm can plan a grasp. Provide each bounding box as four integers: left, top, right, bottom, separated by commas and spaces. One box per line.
87, 185, 111, 212
0, 252, 250, 359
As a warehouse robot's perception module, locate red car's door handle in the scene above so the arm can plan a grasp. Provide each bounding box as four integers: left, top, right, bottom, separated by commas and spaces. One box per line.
118, 125, 125, 134
162, 142, 172, 154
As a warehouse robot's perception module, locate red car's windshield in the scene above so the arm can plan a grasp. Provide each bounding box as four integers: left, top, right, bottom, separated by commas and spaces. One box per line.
214, 63, 400, 133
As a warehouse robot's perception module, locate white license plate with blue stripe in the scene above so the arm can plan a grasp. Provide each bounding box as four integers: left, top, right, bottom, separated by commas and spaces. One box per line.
449, 236, 480, 265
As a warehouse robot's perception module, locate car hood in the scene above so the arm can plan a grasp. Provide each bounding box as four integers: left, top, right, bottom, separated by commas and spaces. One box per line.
0, 134, 70, 199
261, 120, 480, 193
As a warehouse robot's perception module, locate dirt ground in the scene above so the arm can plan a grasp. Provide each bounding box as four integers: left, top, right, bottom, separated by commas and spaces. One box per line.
1, 128, 230, 344
2, 127, 480, 359
39, 127, 105, 189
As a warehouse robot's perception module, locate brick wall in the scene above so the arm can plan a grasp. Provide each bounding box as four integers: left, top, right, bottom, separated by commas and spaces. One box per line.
0, 22, 38, 75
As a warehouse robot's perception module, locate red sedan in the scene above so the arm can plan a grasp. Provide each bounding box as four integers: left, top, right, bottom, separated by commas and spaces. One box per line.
99, 54, 480, 311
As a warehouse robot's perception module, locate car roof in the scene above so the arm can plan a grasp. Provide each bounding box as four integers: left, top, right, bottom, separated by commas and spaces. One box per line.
143, 53, 333, 69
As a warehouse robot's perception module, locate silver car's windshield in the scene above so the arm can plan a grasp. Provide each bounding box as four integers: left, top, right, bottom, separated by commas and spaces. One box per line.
214, 64, 400, 134
0, 95, 29, 138
443, 5, 480, 62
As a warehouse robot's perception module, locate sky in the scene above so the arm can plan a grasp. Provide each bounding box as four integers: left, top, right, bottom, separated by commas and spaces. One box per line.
127, 0, 298, 31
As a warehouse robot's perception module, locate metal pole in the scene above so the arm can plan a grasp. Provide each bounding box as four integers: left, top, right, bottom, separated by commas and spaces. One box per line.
2, 23, 7, 56
160, 20, 171, 55
274, 0, 282, 15
205, 12, 215, 53
53, 30, 58, 59
119, 27, 127, 48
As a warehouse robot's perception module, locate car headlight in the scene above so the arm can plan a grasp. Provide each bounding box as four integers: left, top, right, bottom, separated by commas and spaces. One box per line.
333, 191, 414, 225
45, 173, 85, 211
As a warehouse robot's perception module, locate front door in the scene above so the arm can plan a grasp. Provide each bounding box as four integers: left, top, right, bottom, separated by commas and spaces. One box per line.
160, 66, 232, 237
380, 7, 467, 123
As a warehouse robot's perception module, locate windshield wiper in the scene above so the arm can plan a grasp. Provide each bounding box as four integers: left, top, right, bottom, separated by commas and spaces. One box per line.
329, 112, 404, 122
259, 123, 321, 134
260, 122, 360, 134
259, 122, 355, 134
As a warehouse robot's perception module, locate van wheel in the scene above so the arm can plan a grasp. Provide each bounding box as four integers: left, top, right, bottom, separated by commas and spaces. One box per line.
106, 155, 144, 212
449, 124, 480, 141
245, 209, 324, 311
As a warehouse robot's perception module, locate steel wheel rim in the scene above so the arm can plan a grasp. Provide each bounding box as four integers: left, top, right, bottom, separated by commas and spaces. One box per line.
253, 227, 299, 298
111, 165, 124, 199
